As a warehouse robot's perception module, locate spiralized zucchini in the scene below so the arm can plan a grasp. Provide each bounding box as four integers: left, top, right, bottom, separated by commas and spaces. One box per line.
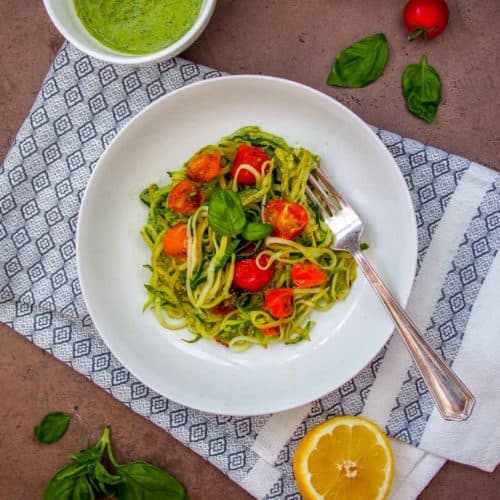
140, 126, 356, 350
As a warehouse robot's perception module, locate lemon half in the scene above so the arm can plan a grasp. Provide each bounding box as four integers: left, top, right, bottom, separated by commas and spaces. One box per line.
293, 416, 395, 500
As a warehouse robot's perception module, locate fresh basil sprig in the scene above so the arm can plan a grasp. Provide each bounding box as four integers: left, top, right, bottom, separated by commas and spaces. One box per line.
208, 189, 272, 243
43, 427, 186, 500
242, 222, 273, 241
43, 464, 94, 500
34, 411, 71, 444
402, 55, 442, 123
208, 189, 246, 237
327, 33, 388, 88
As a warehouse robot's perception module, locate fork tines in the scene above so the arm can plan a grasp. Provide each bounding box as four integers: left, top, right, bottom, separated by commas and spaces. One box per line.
306, 169, 344, 218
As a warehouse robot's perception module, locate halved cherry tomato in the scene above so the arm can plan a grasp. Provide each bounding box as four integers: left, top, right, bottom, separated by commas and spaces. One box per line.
187, 151, 221, 182
264, 288, 294, 319
263, 199, 309, 240
167, 180, 204, 215
263, 327, 279, 336
291, 262, 328, 288
230, 144, 270, 185
232, 254, 275, 292
404, 0, 449, 40
163, 223, 188, 258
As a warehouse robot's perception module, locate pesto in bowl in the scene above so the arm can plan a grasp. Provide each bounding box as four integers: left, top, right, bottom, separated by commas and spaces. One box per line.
74, 0, 203, 55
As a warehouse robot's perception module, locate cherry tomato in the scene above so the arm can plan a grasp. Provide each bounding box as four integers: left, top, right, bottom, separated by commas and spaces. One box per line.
167, 180, 204, 215
232, 254, 275, 292
230, 144, 270, 185
263, 327, 279, 336
187, 151, 222, 182
291, 262, 328, 288
404, 0, 449, 40
263, 199, 309, 240
163, 223, 188, 258
264, 288, 294, 319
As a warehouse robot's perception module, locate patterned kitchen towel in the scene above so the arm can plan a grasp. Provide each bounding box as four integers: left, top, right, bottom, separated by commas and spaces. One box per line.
1, 43, 499, 499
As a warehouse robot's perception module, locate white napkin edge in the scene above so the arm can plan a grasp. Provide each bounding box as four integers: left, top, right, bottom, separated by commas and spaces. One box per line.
390, 439, 445, 500
417, 248, 500, 472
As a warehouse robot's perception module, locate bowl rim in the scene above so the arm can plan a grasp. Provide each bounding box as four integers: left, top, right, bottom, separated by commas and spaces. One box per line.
43, 0, 217, 65
76, 75, 418, 415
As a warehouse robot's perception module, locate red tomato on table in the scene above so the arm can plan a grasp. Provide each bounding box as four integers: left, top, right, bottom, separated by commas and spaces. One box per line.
404, 0, 449, 40
264, 288, 294, 319
230, 144, 270, 185
263, 199, 309, 240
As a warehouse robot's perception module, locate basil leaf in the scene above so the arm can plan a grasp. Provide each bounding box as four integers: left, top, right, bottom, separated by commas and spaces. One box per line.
242, 222, 273, 241
34, 411, 71, 444
327, 33, 388, 88
208, 190, 246, 237
116, 461, 187, 500
94, 461, 121, 496
73, 475, 95, 500
44, 469, 94, 500
52, 463, 88, 481
71, 441, 107, 466
402, 55, 441, 123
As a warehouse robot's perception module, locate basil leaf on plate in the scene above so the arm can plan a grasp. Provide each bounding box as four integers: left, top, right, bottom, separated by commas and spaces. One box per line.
327, 33, 388, 88
242, 222, 273, 241
402, 55, 442, 123
208, 189, 246, 236
34, 411, 71, 444
116, 461, 187, 500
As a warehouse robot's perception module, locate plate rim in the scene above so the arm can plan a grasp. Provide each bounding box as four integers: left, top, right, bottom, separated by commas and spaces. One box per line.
76, 75, 418, 415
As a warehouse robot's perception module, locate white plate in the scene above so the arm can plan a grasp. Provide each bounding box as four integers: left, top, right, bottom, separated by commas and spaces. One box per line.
77, 76, 417, 416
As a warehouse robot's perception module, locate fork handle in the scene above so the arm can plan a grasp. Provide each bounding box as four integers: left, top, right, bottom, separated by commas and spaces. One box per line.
353, 250, 475, 421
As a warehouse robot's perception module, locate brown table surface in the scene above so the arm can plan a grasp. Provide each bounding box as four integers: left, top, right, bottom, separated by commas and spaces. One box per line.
1, 1, 499, 499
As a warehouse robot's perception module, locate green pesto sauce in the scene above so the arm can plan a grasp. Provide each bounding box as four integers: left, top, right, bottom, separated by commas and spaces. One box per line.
74, 0, 203, 55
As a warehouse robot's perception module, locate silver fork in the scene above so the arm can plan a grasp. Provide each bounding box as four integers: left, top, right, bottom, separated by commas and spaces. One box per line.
306, 169, 475, 421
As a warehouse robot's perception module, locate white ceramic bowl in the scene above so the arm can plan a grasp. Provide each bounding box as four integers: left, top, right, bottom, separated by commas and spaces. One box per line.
43, 0, 217, 65
77, 76, 417, 415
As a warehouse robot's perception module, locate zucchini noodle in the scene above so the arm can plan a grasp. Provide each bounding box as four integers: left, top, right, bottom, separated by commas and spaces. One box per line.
140, 126, 357, 350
